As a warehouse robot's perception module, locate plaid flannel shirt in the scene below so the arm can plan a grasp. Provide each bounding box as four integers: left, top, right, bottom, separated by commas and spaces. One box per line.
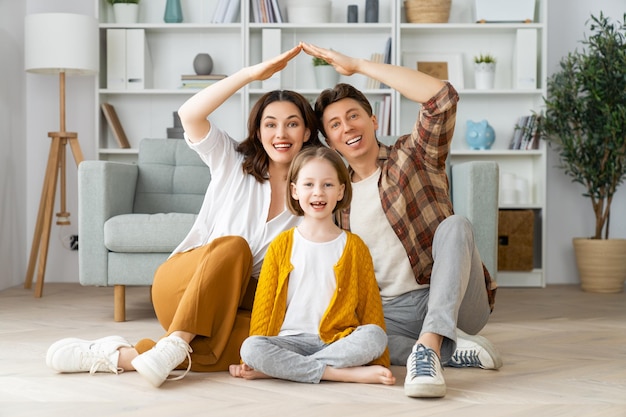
337, 82, 497, 311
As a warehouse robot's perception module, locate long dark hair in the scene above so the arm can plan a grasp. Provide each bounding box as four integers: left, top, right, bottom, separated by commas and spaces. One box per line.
237, 90, 322, 182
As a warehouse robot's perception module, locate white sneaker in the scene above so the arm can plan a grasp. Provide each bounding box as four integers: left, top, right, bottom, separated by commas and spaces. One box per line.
448, 329, 503, 370
404, 343, 446, 398
131, 335, 192, 388
46, 335, 131, 374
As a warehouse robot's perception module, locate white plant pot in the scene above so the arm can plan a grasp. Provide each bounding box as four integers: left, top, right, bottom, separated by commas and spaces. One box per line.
474, 62, 495, 90
113, 3, 139, 24
288, 0, 330, 24
314, 66, 339, 89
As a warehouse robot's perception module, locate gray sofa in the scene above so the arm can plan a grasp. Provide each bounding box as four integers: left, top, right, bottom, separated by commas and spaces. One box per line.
78, 138, 498, 321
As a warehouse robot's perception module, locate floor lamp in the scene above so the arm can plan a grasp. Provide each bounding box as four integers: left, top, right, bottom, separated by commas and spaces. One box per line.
24, 13, 98, 297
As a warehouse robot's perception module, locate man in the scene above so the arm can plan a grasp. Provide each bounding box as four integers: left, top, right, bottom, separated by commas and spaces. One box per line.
302, 42, 501, 398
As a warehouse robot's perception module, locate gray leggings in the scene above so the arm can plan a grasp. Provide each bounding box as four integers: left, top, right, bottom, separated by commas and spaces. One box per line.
239, 324, 388, 383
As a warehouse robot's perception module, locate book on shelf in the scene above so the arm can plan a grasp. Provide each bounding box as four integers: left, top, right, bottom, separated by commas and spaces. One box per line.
101, 103, 131, 149
181, 74, 227, 80
212, 0, 240, 23
381, 37, 392, 89
366, 53, 384, 89
180, 80, 223, 89
374, 96, 392, 136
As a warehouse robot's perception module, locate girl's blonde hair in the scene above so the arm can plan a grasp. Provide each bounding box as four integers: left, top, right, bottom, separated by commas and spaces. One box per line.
286, 147, 352, 216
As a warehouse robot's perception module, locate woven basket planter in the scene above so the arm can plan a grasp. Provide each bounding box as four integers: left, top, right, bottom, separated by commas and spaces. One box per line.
404, 0, 451, 23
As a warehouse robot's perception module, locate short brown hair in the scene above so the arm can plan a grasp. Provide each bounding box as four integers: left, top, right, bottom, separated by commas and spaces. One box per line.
237, 90, 323, 182
314, 83, 373, 138
286, 147, 352, 216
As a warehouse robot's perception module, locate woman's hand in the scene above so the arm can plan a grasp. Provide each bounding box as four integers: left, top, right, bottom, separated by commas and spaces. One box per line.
248, 44, 303, 81
301, 42, 359, 76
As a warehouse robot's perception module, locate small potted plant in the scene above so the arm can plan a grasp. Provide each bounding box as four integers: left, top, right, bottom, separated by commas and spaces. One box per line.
474, 53, 496, 89
538, 13, 626, 293
312, 56, 339, 89
107, 0, 140, 24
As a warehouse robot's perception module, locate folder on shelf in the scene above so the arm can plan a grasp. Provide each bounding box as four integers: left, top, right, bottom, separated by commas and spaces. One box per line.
106, 29, 126, 90
514, 28, 538, 90
126, 29, 152, 90
101, 103, 131, 149
106, 29, 152, 90
261, 29, 281, 90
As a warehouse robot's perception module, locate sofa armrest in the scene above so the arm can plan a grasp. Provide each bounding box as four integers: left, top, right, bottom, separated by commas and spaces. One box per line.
451, 161, 499, 282
78, 160, 139, 286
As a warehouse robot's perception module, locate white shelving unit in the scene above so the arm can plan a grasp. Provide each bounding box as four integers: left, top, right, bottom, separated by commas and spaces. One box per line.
95, 0, 547, 287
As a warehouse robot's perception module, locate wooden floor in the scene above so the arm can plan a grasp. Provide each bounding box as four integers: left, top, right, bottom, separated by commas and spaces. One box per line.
1, 283, 625, 417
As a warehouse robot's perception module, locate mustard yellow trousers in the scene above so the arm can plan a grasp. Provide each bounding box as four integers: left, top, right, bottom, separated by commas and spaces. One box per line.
135, 235, 256, 372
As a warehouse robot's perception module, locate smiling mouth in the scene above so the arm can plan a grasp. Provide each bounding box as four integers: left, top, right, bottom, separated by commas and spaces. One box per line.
274, 143, 292, 150
311, 202, 327, 208
346, 136, 361, 146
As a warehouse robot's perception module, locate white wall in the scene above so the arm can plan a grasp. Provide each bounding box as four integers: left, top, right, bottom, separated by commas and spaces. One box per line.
545, 0, 625, 284
0, 0, 27, 290
2, 0, 625, 291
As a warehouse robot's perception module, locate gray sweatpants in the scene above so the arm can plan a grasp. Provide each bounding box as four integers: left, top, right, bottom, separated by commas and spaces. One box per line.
383, 215, 491, 365
239, 324, 388, 383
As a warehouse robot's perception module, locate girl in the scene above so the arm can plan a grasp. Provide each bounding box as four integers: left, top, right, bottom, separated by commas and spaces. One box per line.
229, 147, 395, 385
46, 45, 323, 388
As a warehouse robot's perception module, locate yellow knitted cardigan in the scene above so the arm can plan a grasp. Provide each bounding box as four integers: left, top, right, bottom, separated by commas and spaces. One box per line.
249, 228, 390, 368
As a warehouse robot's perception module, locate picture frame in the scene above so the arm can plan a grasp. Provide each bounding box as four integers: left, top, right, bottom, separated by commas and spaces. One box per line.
101, 103, 131, 149
402, 52, 464, 89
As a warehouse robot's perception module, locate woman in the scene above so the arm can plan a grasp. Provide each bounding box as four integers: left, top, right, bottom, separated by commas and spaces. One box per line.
46, 45, 323, 388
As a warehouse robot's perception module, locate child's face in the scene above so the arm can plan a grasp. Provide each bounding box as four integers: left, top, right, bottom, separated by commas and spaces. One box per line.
259, 101, 311, 167
291, 158, 345, 219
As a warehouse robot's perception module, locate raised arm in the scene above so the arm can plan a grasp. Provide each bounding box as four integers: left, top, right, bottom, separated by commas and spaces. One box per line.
178, 44, 303, 142
301, 42, 444, 104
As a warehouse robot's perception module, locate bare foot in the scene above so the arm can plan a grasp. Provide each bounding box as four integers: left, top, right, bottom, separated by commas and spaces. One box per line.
322, 365, 396, 385
229, 363, 272, 380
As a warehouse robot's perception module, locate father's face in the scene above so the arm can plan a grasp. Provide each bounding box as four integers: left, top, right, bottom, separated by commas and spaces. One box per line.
321, 98, 379, 165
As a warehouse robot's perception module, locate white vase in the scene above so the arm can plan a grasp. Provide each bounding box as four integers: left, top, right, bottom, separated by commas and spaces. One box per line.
474, 62, 495, 90
314, 66, 339, 89
113, 3, 139, 24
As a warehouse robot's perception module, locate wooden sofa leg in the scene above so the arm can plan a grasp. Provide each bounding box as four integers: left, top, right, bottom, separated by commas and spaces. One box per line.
114, 285, 126, 322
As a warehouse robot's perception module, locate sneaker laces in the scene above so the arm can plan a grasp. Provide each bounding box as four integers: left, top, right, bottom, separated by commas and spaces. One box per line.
160, 337, 193, 382
450, 349, 481, 367
408, 345, 438, 378
84, 351, 123, 375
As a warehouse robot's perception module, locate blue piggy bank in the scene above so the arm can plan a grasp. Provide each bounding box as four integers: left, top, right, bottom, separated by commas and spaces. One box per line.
465, 120, 495, 150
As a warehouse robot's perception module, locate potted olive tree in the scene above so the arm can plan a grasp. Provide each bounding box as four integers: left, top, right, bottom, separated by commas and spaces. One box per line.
539, 13, 626, 293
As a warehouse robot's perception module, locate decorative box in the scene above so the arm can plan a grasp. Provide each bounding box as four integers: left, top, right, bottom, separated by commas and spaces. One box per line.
474, 0, 536, 23
498, 209, 535, 271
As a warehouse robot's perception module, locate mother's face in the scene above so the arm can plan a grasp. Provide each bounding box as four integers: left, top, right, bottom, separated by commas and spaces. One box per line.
258, 101, 311, 165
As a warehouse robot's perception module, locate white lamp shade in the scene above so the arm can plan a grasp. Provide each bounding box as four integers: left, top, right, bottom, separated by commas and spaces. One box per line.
25, 13, 99, 75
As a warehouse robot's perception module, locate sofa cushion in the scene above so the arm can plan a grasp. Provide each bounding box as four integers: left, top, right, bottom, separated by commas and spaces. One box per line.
134, 138, 211, 214
104, 213, 197, 253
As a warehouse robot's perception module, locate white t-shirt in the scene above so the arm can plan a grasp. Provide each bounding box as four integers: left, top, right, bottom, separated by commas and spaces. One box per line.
172, 126, 302, 277
278, 228, 346, 336
349, 168, 426, 301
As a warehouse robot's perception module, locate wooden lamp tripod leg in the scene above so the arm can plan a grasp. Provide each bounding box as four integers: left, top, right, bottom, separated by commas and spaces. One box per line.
24, 135, 63, 297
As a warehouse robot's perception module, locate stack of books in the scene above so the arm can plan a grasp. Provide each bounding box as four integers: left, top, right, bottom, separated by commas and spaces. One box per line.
509, 114, 541, 150
251, 0, 283, 23
180, 74, 227, 89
